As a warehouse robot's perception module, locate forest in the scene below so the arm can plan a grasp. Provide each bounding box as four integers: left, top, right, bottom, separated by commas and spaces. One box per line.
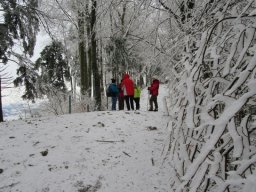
1, 0, 256, 191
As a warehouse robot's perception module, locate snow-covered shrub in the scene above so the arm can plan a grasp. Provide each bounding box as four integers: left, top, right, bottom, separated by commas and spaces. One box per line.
165, 1, 256, 191
42, 90, 96, 115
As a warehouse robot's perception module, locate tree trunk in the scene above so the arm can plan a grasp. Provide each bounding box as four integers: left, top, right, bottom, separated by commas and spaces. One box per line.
91, 0, 101, 110
121, 1, 127, 73
87, 40, 92, 94
78, 10, 88, 96
0, 78, 3, 122
85, 2, 91, 93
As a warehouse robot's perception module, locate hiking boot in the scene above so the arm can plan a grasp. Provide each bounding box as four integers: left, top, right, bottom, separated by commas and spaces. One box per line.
148, 108, 153, 111
154, 109, 158, 112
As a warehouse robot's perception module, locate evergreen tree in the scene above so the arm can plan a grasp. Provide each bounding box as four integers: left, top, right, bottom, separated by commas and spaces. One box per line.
14, 41, 71, 102
35, 41, 70, 94
0, 0, 39, 119
13, 65, 38, 101
0, 0, 39, 62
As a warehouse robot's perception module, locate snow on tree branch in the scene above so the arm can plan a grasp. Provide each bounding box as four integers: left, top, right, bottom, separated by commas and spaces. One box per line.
164, 0, 256, 191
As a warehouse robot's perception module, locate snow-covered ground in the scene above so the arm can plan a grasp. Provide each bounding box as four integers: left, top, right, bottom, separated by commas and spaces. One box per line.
0, 85, 171, 192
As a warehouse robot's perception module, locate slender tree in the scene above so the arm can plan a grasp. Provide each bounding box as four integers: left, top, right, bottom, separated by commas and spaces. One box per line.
77, 0, 89, 96
90, 0, 101, 109
0, 66, 12, 122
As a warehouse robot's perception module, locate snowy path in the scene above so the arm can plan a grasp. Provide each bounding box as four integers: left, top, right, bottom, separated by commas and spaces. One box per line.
0, 85, 171, 192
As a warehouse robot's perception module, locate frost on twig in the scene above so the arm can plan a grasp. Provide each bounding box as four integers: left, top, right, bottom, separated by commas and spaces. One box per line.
165, 1, 256, 191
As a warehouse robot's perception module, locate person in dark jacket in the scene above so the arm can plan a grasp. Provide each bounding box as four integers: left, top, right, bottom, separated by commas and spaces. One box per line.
108, 78, 119, 110
148, 76, 160, 111
118, 80, 124, 110
121, 73, 134, 111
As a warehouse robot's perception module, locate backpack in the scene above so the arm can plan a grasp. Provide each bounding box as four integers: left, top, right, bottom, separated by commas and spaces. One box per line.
106, 85, 112, 97
107, 84, 119, 97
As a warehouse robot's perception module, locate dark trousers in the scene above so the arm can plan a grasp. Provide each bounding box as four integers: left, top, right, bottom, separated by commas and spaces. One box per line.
111, 96, 117, 110
124, 95, 134, 110
149, 95, 158, 110
118, 96, 124, 110
134, 98, 140, 110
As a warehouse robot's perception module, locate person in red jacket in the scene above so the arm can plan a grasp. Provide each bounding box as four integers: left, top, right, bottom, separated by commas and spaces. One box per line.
118, 80, 124, 110
148, 76, 160, 111
121, 73, 134, 110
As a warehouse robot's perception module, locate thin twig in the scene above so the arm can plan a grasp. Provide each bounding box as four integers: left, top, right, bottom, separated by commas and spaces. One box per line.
123, 151, 131, 157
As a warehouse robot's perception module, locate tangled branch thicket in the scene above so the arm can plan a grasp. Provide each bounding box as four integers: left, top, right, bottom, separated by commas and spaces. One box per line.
164, 1, 256, 191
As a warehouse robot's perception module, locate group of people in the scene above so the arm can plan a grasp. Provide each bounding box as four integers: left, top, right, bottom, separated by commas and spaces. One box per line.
107, 73, 160, 112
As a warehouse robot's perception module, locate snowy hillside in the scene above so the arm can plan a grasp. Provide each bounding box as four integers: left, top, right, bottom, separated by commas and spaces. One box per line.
0, 85, 171, 192
2, 86, 45, 121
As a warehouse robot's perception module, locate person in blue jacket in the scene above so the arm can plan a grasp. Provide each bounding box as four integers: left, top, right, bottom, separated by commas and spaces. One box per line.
107, 78, 119, 110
